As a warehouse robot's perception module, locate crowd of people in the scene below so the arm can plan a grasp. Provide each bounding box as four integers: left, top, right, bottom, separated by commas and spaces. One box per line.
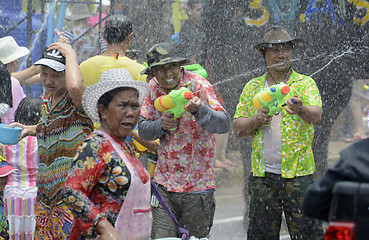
0, 1, 368, 240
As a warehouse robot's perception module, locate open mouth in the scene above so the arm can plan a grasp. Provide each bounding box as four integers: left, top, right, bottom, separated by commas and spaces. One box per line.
164, 78, 175, 83
122, 122, 134, 128
274, 61, 288, 67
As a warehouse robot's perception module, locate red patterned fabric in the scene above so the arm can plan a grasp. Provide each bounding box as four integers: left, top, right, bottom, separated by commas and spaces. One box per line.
63, 132, 149, 239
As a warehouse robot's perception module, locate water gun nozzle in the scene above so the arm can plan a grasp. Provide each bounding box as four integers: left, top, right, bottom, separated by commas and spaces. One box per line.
281, 86, 290, 95
184, 91, 194, 99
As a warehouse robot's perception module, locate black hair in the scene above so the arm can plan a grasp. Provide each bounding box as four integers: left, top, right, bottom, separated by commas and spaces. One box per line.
0, 61, 12, 107
14, 96, 42, 125
104, 14, 133, 44
97, 87, 139, 121
188, 0, 203, 9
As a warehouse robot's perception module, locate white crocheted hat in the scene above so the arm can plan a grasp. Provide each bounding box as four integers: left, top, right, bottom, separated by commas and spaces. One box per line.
82, 68, 149, 123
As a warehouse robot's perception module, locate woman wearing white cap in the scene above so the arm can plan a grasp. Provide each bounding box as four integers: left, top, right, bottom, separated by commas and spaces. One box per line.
10, 42, 94, 239
62, 68, 151, 240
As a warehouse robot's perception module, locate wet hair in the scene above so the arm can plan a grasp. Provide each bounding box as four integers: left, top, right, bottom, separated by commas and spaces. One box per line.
0, 61, 12, 107
97, 87, 139, 121
14, 96, 42, 125
188, 0, 203, 9
104, 14, 133, 44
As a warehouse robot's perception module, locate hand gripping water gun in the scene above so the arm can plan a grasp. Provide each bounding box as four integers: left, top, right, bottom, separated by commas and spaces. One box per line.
253, 82, 290, 116
154, 87, 194, 119
182, 64, 208, 79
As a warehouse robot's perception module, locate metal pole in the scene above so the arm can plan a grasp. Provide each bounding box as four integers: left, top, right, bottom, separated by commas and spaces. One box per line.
41, 0, 46, 96
98, 0, 102, 54
26, 0, 33, 95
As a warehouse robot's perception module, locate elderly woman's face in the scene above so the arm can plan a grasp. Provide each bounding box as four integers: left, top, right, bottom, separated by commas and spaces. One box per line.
99, 89, 140, 138
40, 66, 66, 98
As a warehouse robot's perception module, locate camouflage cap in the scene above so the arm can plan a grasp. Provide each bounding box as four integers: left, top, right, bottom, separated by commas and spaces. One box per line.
140, 42, 187, 75
254, 26, 302, 52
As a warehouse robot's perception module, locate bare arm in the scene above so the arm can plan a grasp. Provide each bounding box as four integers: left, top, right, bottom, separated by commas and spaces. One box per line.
47, 42, 86, 107
12, 65, 41, 86
20, 74, 41, 87
96, 218, 121, 240
131, 130, 159, 153
232, 108, 271, 138
8, 123, 37, 138
286, 95, 322, 125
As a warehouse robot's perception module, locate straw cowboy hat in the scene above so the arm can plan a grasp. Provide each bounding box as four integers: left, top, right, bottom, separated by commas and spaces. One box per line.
0, 36, 29, 64
65, 3, 93, 21
254, 26, 303, 52
83, 68, 149, 123
141, 42, 187, 75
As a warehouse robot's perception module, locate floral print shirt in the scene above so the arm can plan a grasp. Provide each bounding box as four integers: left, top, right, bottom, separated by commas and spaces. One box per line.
140, 69, 225, 192
234, 70, 322, 178
62, 132, 149, 239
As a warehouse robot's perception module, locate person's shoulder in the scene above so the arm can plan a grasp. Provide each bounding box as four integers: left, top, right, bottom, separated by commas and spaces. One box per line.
79, 56, 103, 77
291, 70, 315, 82
122, 58, 147, 81
84, 132, 107, 147
245, 73, 266, 88
124, 57, 145, 68
184, 69, 205, 81
345, 138, 369, 154
80, 55, 102, 66
338, 138, 369, 172
10, 76, 22, 85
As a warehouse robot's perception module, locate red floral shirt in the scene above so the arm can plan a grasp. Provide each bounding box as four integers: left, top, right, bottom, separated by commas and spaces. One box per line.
140, 69, 225, 192
62, 132, 149, 239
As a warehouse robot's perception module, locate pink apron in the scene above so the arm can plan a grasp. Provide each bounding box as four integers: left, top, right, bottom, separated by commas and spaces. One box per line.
101, 131, 152, 240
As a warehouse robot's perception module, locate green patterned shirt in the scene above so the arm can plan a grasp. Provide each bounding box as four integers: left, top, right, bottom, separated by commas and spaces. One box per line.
234, 70, 322, 178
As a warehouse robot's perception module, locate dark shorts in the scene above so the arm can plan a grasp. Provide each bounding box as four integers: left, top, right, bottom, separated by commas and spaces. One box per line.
151, 184, 215, 239
247, 173, 323, 240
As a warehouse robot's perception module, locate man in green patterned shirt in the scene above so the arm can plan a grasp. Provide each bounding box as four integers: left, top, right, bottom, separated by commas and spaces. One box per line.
233, 26, 323, 239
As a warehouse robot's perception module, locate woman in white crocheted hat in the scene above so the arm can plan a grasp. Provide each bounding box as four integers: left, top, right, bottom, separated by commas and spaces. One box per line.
62, 68, 151, 240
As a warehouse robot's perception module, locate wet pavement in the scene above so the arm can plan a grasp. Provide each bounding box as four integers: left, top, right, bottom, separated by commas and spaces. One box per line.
209, 139, 356, 240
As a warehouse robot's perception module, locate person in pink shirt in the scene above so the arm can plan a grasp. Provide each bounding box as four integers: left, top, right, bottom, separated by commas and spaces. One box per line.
0, 36, 29, 124
88, 0, 110, 29
138, 42, 231, 239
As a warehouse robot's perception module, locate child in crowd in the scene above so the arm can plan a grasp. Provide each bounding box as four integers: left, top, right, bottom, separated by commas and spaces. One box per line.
1, 96, 41, 240
0, 155, 18, 240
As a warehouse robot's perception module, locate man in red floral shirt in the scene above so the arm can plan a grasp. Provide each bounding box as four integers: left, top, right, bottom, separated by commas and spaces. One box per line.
138, 42, 230, 239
